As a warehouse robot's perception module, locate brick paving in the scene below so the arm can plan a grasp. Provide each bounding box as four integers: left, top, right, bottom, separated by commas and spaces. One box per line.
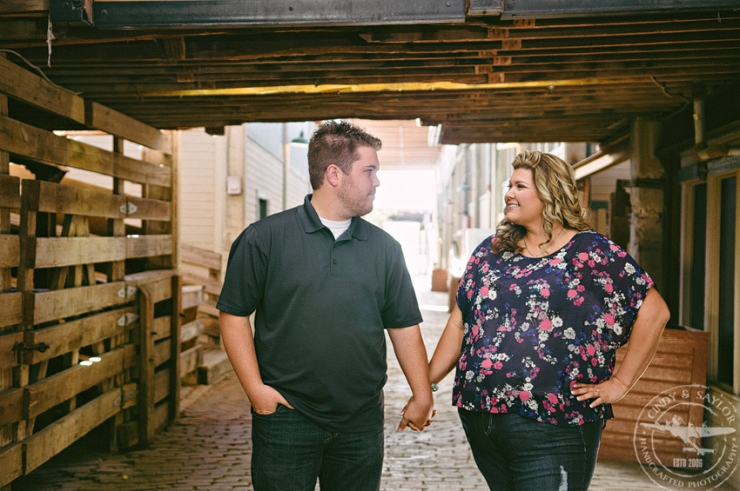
11, 276, 736, 490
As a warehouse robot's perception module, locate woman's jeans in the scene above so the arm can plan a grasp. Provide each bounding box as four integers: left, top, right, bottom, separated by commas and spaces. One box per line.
458, 409, 603, 491
251, 405, 384, 491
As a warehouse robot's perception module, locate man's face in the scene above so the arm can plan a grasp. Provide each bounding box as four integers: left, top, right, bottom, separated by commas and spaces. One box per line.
337, 146, 380, 218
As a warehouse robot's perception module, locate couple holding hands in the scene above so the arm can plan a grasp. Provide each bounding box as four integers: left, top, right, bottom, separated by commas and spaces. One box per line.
217, 121, 669, 491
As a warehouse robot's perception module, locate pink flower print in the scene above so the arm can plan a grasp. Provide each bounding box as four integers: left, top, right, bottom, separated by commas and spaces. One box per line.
604, 314, 615, 326
549, 257, 562, 265
481, 358, 493, 369
480, 286, 489, 297
610, 244, 619, 251
520, 391, 531, 402
605, 283, 613, 293
574, 297, 585, 306
540, 318, 553, 331
467, 289, 473, 299
587, 344, 596, 357
547, 393, 558, 404
493, 361, 503, 370
567, 289, 578, 299
541, 288, 550, 297
578, 252, 589, 261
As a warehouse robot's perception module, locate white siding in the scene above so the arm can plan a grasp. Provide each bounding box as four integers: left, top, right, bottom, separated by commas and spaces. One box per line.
288, 167, 311, 208
589, 160, 631, 203
179, 128, 224, 251
245, 136, 285, 225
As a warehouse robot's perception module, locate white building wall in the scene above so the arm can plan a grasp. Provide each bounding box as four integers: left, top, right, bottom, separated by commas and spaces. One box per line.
179, 128, 224, 252
245, 133, 286, 226
288, 168, 311, 208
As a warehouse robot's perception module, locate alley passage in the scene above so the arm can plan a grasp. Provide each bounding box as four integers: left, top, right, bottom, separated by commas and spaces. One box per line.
12, 276, 729, 491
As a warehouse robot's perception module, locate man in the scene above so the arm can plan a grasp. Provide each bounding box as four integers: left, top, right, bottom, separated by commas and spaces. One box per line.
217, 121, 434, 491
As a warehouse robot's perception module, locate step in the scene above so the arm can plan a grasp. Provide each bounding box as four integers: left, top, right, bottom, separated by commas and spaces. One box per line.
197, 349, 233, 385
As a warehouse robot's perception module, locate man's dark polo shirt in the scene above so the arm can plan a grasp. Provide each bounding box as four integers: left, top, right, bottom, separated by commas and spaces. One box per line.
217, 195, 422, 432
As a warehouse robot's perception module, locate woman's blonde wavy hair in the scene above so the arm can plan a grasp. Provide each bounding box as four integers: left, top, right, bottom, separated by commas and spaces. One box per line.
492, 150, 591, 255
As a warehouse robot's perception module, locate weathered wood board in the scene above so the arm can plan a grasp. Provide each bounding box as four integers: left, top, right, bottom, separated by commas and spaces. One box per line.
599, 329, 710, 464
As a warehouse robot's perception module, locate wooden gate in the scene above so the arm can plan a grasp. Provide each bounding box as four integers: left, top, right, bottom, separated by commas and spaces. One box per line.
0, 54, 180, 488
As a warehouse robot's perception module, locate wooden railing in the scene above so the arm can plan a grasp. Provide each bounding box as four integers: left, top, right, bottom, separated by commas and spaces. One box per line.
0, 54, 178, 489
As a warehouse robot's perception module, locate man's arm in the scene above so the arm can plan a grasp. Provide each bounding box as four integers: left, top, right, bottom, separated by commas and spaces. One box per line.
219, 311, 293, 414
387, 325, 434, 432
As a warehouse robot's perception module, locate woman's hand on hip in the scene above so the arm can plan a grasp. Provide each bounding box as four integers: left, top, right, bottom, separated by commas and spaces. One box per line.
572, 377, 630, 408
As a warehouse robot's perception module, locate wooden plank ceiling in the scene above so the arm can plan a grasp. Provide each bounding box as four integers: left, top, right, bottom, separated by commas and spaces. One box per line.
1, 1, 740, 146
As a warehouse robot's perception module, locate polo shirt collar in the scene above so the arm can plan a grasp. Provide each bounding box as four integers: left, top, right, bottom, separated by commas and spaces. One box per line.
299, 194, 369, 241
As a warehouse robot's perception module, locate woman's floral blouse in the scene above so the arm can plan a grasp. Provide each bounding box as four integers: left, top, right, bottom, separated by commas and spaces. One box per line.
454, 231, 653, 426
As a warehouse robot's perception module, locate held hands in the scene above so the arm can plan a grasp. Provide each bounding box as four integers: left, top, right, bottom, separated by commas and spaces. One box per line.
249, 384, 294, 415
572, 377, 630, 408
398, 395, 436, 433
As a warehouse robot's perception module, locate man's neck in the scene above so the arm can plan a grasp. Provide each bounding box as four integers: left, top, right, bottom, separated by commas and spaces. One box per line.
310, 191, 350, 221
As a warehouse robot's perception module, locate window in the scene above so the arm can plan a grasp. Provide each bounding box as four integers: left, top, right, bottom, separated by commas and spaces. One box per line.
681, 166, 739, 394
259, 198, 268, 220
689, 183, 707, 330
717, 176, 736, 388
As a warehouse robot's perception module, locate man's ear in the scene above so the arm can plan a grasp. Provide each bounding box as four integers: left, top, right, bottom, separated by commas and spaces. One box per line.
325, 164, 341, 187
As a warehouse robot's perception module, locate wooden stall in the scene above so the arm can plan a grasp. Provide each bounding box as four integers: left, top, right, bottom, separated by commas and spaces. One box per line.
599, 328, 710, 466
0, 55, 179, 488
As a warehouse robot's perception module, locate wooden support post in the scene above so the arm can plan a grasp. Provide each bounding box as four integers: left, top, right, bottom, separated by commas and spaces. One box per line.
0, 81, 9, 292
170, 275, 182, 422
0, 57, 20, 490
109, 137, 130, 452
142, 133, 177, 271
137, 283, 155, 443
628, 118, 666, 289
109, 137, 127, 282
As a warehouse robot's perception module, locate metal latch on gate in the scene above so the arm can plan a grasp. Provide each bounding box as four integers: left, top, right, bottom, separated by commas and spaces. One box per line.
117, 285, 137, 299
119, 202, 138, 215
118, 312, 139, 326
13, 342, 50, 353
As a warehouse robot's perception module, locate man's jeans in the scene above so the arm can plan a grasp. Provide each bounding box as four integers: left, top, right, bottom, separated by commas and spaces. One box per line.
251, 405, 384, 491
458, 409, 603, 491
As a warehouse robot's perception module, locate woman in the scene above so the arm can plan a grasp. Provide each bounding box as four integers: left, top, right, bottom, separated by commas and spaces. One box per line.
429, 150, 670, 491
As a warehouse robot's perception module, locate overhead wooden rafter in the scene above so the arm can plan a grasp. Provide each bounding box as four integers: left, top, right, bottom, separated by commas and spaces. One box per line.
1, 1, 739, 146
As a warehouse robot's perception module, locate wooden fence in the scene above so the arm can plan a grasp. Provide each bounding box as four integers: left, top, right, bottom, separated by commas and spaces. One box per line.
0, 54, 179, 488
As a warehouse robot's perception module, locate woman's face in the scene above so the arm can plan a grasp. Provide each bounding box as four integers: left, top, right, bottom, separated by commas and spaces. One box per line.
504, 167, 544, 229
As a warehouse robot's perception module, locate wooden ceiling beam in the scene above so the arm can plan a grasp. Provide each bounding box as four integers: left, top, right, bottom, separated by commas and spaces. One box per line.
35, 46, 740, 81
360, 17, 740, 43
41, 65, 732, 97
0, 1, 47, 14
